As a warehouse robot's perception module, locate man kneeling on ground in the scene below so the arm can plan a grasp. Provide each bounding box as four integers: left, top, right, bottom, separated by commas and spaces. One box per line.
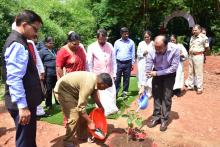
54, 71, 112, 147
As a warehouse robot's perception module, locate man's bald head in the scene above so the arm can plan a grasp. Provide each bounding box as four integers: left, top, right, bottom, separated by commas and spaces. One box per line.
154, 35, 168, 54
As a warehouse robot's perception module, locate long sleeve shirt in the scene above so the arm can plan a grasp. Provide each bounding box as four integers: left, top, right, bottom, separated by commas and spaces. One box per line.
39, 47, 56, 76
142, 42, 180, 86
87, 41, 117, 77
114, 38, 135, 64
4, 42, 29, 108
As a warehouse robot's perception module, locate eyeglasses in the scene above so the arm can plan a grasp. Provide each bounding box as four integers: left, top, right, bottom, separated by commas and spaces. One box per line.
29, 24, 39, 32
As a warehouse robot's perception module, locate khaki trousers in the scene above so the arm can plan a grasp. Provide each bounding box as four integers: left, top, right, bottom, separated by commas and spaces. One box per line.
54, 92, 88, 146
187, 54, 204, 91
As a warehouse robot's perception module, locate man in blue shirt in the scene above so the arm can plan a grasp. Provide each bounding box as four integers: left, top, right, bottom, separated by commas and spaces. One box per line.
114, 27, 135, 97
139, 35, 180, 131
2, 10, 43, 147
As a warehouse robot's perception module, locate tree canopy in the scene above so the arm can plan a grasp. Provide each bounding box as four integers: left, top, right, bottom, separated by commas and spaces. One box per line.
0, 0, 219, 52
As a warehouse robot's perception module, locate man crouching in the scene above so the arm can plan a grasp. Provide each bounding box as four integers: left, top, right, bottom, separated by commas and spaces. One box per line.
54, 71, 112, 147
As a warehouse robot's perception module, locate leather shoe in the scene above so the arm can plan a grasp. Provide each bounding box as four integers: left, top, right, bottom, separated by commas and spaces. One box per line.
160, 122, 168, 132
148, 119, 160, 128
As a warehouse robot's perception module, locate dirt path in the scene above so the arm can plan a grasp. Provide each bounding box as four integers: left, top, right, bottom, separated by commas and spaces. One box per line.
0, 56, 220, 147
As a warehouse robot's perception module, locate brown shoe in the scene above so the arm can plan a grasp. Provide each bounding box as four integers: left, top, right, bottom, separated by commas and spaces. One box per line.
197, 90, 203, 95
148, 119, 160, 128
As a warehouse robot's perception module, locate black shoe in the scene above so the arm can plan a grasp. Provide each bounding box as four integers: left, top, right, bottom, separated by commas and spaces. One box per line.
160, 122, 168, 132
148, 119, 160, 128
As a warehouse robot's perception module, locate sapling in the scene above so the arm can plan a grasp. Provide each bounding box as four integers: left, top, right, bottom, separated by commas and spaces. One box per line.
123, 110, 146, 142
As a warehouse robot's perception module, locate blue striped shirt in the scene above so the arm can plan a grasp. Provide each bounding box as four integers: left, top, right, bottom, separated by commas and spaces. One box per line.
114, 38, 135, 64
4, 42, 29, 108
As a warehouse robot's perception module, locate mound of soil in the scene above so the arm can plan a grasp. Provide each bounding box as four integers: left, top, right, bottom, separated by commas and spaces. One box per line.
108, 133, 155, 147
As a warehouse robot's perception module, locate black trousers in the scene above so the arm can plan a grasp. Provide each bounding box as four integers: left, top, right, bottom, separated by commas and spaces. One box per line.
152, 73, 176, 123
115, 60, 132, 95
45, 75, 57, 107
8, 107, 37, 147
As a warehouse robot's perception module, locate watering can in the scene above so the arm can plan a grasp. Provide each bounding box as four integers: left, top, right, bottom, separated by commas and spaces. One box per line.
136, 91, 148, 112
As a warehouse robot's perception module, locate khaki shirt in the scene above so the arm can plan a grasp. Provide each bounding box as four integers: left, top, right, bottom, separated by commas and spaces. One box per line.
54, 71, 97, 113
189, 33, 209, 52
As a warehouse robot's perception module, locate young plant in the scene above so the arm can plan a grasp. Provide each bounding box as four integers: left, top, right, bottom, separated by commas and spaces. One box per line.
123, 110, 146, 142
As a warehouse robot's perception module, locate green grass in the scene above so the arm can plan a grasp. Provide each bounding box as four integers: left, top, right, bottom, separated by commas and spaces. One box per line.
39, 104, 63, 125
0, 82, 5, 101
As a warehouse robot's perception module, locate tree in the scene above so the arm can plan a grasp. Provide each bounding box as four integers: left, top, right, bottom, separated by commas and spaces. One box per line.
0, 0, 18, 49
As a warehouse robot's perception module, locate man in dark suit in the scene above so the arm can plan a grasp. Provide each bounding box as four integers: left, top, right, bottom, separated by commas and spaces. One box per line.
2, 10, 43, 147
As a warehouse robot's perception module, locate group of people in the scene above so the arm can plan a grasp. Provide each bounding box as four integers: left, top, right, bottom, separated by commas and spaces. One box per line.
2, 9, 209, 147
138, 24, 209, 132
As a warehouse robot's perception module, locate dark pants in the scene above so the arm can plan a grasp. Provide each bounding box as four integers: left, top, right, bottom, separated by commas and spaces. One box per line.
115, 59, 132, 95
152, 73, 176, 123
8, 107, 37, 147
45, 75, 58, 107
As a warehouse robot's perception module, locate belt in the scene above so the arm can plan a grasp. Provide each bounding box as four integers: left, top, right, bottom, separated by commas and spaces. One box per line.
154, 72, 176, 79
189, 51, 204, 56
116, 59, 132, 64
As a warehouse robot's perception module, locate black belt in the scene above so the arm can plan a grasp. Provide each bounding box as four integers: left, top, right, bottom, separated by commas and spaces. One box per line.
157, 72, 176, 79
153, 68, 176, 78
116, 59, 132, 64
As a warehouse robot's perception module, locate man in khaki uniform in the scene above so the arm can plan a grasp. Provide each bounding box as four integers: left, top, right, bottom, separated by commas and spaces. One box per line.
54, 71, 112, 147
185, 24, 209, 94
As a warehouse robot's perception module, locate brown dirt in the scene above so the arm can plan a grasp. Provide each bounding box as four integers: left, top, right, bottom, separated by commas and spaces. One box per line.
1, 56, 220, 147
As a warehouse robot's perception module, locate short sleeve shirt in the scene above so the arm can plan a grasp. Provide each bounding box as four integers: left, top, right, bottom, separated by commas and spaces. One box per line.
56, 47, 86, 73
189, 33, 209, 52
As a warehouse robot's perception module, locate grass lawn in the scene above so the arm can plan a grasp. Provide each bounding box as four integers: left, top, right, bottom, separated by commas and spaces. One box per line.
0, 82, 5, 101
40, 77, 139, 125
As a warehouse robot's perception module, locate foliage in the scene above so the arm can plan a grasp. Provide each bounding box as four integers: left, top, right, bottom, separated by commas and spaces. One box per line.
184, 0, 220, 53
89, 0, 147, 44
0, 0, 18, 49
0, 81, 4, 100
0, 0, 96, 50
0, 0, 219, 53
123, 110, 143, 128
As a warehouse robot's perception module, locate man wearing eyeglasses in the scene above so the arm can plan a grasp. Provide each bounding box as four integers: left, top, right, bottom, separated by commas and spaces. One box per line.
2, 10, 43, 147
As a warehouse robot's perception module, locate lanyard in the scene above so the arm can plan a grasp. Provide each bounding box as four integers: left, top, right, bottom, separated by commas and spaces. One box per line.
48, 49, 56, 57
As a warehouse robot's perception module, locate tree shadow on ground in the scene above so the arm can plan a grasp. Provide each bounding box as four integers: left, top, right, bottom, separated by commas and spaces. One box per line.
106, 124, 155, 147
93, 124, 126, 147
0, 127, 16, 138
50, 135, 64, 147
142, 111, 179, 127
107, 124, 125, 134
50, 124, 126, 147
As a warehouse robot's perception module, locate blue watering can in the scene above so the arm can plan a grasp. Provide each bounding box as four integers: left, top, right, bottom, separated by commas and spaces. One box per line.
136, 91, 148, 112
